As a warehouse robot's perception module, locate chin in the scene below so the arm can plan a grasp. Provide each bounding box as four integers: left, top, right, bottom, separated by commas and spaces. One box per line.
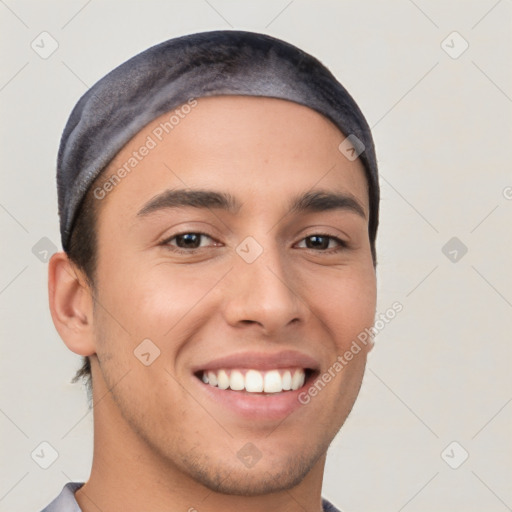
173, 442, 326, 496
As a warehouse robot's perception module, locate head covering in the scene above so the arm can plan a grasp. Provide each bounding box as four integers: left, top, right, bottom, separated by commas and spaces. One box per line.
57, 30, 379, 253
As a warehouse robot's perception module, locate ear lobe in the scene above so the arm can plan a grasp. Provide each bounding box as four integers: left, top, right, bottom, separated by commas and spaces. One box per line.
48, 252, 96, 357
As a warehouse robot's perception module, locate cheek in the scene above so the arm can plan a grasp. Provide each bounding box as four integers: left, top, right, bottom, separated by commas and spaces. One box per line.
97, 256, 225, 341
303, 265, 376, 346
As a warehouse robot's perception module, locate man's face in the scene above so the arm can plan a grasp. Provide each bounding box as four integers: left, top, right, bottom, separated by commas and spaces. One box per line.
89, 96, 376, 494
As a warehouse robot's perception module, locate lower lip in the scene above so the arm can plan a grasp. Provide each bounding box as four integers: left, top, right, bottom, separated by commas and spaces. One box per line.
193, 374, 313, 421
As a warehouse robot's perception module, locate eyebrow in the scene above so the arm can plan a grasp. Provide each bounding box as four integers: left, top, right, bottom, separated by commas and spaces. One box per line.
137, 188, 366, 219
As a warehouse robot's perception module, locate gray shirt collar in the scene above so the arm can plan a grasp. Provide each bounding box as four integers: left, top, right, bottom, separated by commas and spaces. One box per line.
40, 482, 83, 512
40, 482, 341, 512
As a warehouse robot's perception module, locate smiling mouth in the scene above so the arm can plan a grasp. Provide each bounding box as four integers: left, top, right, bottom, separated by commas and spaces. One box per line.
195, 368, 315, 394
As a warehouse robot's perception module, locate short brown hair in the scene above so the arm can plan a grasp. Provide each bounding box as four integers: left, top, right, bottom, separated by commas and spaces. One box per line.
66, 173, 103, 396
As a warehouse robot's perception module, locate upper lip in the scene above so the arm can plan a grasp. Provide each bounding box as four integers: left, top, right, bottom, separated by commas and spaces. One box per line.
191, 350, 320, 373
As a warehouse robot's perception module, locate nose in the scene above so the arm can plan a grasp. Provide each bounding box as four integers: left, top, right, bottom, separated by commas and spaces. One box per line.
222, 242, 307, 336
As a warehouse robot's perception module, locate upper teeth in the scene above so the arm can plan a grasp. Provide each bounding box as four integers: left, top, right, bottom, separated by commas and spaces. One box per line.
201, 368, 306, 393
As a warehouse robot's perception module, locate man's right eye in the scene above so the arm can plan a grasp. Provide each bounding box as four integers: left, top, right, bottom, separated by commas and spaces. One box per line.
161, 232, 220, 252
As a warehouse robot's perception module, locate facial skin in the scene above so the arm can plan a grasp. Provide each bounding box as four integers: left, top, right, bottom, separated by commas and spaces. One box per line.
49, 96, 377, 512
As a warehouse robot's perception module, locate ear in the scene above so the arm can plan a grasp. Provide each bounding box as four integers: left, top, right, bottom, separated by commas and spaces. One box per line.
48, 251, 96, 356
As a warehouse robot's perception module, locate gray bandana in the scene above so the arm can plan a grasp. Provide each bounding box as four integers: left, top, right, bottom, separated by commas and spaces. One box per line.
57, 30, 379, 252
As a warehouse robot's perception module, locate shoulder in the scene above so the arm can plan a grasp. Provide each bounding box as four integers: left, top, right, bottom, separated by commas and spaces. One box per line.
39, 482, 84, 512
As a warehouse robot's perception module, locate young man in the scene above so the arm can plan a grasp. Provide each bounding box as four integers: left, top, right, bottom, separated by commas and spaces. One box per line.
43, 30, 380, 512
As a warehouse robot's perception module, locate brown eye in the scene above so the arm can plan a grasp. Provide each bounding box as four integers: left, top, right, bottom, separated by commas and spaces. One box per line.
162, 232, 218, 252
305, 235, 329, 250
297, 234, 347, 251
174, 233, 203, 249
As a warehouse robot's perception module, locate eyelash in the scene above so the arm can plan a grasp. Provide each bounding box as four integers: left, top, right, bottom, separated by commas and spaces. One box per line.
160, 231, 348, 254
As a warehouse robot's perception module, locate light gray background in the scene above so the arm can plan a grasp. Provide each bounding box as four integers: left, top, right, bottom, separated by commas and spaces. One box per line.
1, 1, 511, 511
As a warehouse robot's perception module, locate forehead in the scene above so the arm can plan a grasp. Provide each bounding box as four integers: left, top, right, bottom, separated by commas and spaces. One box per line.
97, 95, 369, 218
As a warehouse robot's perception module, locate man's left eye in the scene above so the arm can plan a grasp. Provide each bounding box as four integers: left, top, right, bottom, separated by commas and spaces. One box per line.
296, 234, 347, 251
